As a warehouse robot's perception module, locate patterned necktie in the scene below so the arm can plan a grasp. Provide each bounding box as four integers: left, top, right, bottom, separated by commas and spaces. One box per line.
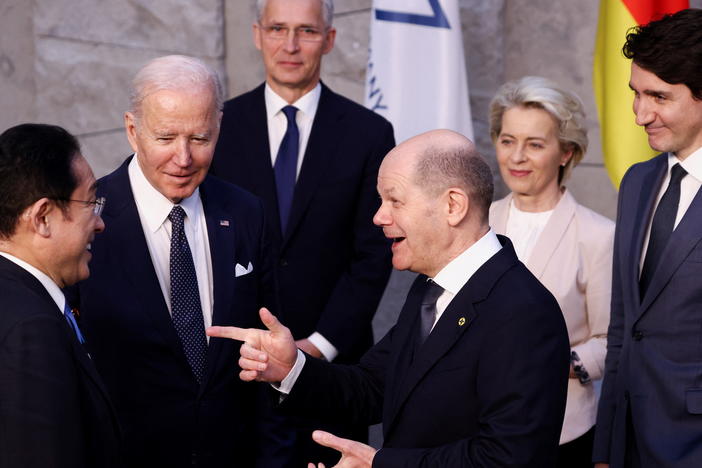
169, 205, 208, 383
419, 279, 444, 344
63, 302, 85, 344
640, 163, 687, 299
274, 105, 299, 233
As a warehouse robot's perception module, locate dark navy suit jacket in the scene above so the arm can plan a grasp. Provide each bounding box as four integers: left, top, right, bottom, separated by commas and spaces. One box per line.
594, 153, 702, 467
211, 83, 394, 362
77, 157, 274, 468
0, 256, 121, 468
282, 237, 570, 467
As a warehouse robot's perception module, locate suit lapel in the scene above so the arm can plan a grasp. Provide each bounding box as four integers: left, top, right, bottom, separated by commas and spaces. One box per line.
199, 178, 236, 389
525, 189, 576, 277
384, 237, 517, 433
639, 182, 702, 314
282, 84, 343, 249
630, 156, 669, 315
100, 159, 192, 371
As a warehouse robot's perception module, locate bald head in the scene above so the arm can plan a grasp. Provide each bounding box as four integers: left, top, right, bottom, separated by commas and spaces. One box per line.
386, 130, 494, 225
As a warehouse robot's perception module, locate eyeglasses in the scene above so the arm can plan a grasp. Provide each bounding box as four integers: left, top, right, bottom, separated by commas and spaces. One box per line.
259, 24, 326, 42
57, 196, 106, 216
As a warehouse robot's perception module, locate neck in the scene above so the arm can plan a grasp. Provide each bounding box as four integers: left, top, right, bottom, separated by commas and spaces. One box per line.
512, 185, 563, 212
268, 80, 319, 104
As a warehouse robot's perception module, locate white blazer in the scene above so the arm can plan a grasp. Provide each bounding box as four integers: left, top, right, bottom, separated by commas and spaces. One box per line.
490, 190, 614, 444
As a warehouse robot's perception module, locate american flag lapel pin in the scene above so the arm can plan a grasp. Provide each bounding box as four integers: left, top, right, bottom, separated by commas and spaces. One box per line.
220, 219, 230, 227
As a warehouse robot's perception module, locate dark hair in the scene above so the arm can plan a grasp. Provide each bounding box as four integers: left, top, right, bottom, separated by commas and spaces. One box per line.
623, 8, 702, 99
0, 123, 80, 238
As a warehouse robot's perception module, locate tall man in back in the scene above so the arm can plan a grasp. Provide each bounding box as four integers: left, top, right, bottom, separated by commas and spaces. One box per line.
210, 130, 570, 467
211, 0, 394, 463
593, 9, 702, 468
77, 55, 275, 468
0, 123, 120, 468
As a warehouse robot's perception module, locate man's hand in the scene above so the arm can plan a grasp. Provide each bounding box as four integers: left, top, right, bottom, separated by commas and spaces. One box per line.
594, 464, 609, 468
296, 338, 323, 359
307, 430, 377, 468
206, 307, 297, 383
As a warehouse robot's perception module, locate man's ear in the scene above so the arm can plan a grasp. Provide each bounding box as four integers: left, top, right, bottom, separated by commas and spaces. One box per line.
124, 112, 140, 154
445, 188, 470, 227
25, 198, 54, 238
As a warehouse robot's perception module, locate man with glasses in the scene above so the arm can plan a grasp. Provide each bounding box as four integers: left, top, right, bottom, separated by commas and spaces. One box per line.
0, 123, 120, 468
212, 0, 395, 464
76, 55, 276, 468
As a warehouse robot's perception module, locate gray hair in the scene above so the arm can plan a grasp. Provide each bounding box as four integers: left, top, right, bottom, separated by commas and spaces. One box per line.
129, 55, 224, 120
414, 141, 494, 225
256, 0, 334, 28
489, 76, 588, 185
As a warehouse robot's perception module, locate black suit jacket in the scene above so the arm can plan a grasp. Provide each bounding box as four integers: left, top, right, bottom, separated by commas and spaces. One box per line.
283, 237, 570, 467
77, 157, 274, 468
211, 83, 394, 361
0, 256, 120, 468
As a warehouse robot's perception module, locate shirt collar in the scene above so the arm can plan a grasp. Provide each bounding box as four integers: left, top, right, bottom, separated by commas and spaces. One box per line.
672, 146, 702, 183
0, 251, 65, 312
432, 229, 503, 295
264, 82, 322, 121
128, 155, 202, 233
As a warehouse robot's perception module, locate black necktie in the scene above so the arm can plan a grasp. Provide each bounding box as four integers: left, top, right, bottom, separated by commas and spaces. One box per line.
640, 163, 687, 299
419, 280, 444, 344
169, 205, 208, 383
274, 105, 299, 233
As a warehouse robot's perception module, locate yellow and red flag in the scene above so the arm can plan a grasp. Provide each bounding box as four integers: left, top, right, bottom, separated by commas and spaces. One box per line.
593, 0, 688, 188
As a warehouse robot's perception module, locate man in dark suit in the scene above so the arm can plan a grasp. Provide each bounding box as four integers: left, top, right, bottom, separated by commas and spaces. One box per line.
77, 55, 275, 468
210, 129, 571, 467
593, 9, 702, 468
211, 0, 394, 463
0, 123, 120, 468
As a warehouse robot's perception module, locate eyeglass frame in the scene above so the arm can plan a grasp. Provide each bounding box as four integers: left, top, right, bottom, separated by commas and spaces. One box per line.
54, 196, 106, 216
258, 23, 330, 43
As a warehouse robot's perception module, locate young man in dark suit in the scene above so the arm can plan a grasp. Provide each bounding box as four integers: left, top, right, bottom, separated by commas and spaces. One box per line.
0, 123, 120, 468
211, 0, 394, 464
594, 9, 702, 468
77, 55, 276, 468
210, 129, 571, 467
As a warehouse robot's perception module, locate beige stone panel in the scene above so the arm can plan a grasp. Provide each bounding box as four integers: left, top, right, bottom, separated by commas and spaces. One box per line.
567, 165, 618, 220
0, 0, 37, 130
335, 0, 372, 15
321, 8, 370, 104
503, 0, 602, 165
34, 0, 223, 58
224, 0, 263, 97
78, 129, 132, 179
34, 36, 225, 136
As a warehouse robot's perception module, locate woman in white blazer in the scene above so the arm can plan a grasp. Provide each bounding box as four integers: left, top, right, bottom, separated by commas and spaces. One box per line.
488, 76, 614, 468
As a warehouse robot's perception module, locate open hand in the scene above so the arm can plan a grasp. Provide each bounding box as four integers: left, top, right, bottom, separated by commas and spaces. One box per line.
307, 430, 377, 468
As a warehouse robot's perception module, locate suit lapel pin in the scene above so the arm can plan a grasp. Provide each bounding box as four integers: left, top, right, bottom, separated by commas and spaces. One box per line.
219, 220, 230, 227
458, 317, 466, 326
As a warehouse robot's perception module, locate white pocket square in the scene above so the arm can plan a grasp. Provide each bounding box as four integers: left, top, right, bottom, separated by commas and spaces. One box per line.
235, 261, 253, 277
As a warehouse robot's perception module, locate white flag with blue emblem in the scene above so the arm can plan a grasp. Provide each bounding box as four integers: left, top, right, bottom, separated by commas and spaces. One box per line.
365, 0, 473, 144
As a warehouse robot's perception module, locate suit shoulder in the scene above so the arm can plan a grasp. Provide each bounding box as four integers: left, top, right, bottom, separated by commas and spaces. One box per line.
203, 174, 264, 210
0, 280, 62, 338
573, 201, 615, 233
489, 195, 510, 216
325, 89, 392, 127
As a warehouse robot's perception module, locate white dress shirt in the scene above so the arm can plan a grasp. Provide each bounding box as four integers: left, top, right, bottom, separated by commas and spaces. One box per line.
505, 202, 554, 262
277, 229, 503, 394
128, 157, 215, 338
0, 252, 66, 313
639, 148, 702, 275
265, 83, 337, 360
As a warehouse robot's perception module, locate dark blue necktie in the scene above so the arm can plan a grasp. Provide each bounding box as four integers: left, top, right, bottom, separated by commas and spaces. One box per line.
419, 279, 444, 344
640, 163, 687, 299
274, 105, 299, 233
169, 205, 207, 383
63, 302, 85, 344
